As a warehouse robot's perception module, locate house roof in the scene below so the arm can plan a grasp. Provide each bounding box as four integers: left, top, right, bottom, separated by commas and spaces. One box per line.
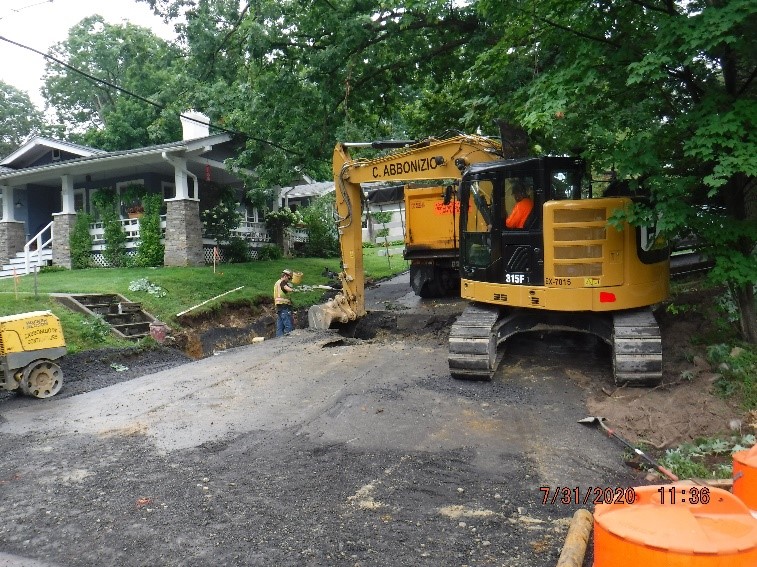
280, 181, 334, 201
0, 133, 239, 188
1, 136, 105, 168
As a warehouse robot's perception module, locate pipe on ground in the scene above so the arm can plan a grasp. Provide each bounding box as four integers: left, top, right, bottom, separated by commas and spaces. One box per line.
556, 508, 593, 567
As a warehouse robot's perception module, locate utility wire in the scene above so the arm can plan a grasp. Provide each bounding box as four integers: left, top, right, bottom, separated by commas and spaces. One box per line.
0, 33, 302, 156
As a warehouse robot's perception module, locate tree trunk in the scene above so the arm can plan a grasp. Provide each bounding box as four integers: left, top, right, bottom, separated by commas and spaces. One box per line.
734, 284, 757, 345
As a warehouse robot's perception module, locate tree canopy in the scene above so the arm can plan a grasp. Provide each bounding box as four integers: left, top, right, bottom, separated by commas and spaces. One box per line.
0, 81, 44, 158
42, 15, 184, 150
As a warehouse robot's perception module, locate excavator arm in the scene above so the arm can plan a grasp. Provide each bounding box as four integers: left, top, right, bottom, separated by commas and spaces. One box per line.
308, 135, 503, 330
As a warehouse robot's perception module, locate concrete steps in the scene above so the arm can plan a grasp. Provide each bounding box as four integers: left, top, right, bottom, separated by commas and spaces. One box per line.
0, 249, 52, 278
51, 293, 158, 340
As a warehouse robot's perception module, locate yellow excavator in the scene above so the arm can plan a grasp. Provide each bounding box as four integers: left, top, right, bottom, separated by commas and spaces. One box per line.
308, 132, 669, 385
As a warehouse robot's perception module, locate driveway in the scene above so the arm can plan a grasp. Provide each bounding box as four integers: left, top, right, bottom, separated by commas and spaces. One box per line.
0, 273, 634, 566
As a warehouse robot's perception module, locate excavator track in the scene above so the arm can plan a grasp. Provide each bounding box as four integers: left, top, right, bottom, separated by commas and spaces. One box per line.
448, 303, 503, 380
448, 304, 662, 386
612, 308, 663, 386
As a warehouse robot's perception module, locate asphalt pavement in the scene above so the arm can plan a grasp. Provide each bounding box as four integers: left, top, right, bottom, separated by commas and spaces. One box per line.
0, 273, 635, 566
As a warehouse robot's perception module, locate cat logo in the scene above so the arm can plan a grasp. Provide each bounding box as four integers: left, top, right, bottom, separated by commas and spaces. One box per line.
493, 293, 508, 302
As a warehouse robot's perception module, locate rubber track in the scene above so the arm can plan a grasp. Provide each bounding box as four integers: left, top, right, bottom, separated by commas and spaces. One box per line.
612, 308, 663, 386
448, 303, 502, 380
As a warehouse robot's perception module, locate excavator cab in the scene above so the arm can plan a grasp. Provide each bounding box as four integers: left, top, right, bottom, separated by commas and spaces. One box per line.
459, 157, 587, 288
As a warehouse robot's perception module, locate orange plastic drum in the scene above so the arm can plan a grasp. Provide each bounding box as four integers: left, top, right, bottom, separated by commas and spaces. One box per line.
733, 444, 757, 513
593, 484, 757, 566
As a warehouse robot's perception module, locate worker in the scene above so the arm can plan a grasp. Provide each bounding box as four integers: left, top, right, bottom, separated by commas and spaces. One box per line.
505, 180, 534, 229
274, 269, 295, 337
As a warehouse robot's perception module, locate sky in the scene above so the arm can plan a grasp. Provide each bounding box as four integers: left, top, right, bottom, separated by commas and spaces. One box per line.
0, 0, 176, 110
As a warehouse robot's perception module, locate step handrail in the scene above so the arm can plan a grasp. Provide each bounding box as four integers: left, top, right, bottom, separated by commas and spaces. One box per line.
24, 220, 54, 275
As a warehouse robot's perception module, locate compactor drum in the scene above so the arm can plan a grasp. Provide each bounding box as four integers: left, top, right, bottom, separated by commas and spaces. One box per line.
0, 311, 67, 398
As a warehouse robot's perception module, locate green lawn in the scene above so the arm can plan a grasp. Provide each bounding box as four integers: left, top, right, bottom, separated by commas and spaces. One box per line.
0, 249, 408, 353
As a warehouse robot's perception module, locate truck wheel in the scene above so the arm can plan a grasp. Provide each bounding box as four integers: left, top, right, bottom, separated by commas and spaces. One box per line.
20, 360, 63, 399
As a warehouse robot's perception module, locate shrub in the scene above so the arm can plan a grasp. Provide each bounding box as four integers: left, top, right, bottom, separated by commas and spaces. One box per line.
222, 236, 251, 263
93, 189, 126, 267
70, 212, 93, 269
201, 187, 242, 246
134, 193, 164, 267
257, 244, 283, 261
301, 194, 338, 258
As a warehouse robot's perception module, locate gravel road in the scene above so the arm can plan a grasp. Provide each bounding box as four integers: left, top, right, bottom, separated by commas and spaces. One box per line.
0, 274, 639, 566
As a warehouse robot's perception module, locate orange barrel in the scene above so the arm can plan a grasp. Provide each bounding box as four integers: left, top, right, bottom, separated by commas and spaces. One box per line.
593, 484, 757, 566
733, 444, 757, 515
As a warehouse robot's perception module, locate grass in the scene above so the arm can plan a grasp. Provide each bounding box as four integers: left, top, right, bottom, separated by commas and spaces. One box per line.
0, 249, 409, 353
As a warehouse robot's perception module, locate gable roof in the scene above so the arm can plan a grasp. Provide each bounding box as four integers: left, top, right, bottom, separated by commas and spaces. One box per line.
1, 136, 105, 168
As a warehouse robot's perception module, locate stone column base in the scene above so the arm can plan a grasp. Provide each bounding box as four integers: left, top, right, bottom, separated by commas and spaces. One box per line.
53, 213, 77, 269
164, 199, 204, 267
0, 221, 25, 266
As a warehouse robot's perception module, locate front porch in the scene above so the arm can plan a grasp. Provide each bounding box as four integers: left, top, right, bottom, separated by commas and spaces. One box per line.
0, 216, 311, 278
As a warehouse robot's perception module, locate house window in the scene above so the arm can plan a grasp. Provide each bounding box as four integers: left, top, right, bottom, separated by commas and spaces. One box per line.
52, 148, 61, 161
74, 189, 86, 212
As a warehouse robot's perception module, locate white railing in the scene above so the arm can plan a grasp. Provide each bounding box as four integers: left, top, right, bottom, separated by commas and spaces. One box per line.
24, 221, 54, 275
89, 216, 167, 251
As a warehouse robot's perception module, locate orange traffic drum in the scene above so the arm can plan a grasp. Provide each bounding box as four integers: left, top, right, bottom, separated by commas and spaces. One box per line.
593, 484, 757, 566
733, 444, 757, 514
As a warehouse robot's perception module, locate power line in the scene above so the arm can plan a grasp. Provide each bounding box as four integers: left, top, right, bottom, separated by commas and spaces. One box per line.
0, 33, 302, 156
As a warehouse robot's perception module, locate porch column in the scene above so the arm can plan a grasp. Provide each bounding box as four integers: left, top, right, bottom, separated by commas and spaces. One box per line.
0, 185, 25, 266
164, 199, 204, 266
52, 213, 77, 269
61, 175, 75, 214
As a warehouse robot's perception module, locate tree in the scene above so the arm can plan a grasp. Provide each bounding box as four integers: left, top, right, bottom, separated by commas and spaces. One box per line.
42, 15, 184, 150
140, 0, 490, 192
475, 0, 756, 343
0, 81, 44, 158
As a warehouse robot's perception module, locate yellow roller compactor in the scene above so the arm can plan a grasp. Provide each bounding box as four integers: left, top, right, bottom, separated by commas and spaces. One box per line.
309, 132, 670, 385
0, 311, 66, 398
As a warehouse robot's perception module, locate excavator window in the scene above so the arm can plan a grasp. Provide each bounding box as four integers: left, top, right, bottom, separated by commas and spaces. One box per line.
550, 170, 583, 200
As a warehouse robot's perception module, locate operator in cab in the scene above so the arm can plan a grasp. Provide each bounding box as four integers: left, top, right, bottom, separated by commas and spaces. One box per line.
505, 180, 534, 229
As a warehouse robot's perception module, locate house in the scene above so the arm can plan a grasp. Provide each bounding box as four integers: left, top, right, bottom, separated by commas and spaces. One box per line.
0, 112, 259, 274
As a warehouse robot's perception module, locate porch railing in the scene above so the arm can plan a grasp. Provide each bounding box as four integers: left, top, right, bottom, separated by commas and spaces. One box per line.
24, 221, 54, 275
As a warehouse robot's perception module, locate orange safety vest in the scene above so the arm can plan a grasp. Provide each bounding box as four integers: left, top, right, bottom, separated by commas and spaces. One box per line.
506, 198, 534, 229
273, 277, 292, 306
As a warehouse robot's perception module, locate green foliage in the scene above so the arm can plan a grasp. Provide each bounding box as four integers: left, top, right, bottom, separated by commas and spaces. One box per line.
257, 244, 283, 261
708, 343, 757, 409
221, 237, 251, 263
0, 81, 45, 159
92, 188, 127, 267
79, 315, 113, 342
134, 193, 164, 267
300, 194, 338, 258
42, 15, 182, 148
660, 434, 756, 480
264, 208, 303, 247
70, 212, 93, 269
201, 188, 242, 245
371, 211, 393, 225
121, 184, 148, 215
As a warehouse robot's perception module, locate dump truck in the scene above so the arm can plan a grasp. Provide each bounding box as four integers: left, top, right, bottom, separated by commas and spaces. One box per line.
309, 130, 670, 385
0, 311, 66, 398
